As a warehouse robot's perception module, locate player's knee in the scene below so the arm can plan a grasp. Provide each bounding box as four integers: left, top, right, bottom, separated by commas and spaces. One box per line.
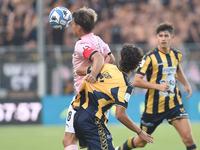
62, 132, 77, 147
62, 136, 66, 145
182, 133, 194, 145
134, 137, 147, 148
136, 141, 147, 148
62, 135, 67, 146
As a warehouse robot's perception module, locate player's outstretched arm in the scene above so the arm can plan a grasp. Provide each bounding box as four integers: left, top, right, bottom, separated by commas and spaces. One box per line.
134, 74, 170, 92
115, 105, 154, 144
176, 68, 192, 99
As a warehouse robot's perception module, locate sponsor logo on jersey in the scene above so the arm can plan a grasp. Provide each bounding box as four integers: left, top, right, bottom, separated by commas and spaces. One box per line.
157, 62, 167, 66
162, 67, 177, 74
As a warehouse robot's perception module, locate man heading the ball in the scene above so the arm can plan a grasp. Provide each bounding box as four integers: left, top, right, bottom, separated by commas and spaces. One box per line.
72, 44, 154, 150
62, 6, 115, 150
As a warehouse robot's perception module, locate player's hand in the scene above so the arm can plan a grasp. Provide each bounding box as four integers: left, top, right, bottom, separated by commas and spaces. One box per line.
184, 84, 192, 99
138, 130, 154, 144
84, 74, 96, 83
159, 81, 170, 92
101, 53, 108, 60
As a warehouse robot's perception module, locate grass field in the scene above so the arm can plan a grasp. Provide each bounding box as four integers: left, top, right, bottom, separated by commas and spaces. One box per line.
0, 123, 199, 150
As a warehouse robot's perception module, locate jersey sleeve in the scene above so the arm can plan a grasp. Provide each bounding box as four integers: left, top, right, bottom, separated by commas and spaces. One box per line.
97, 36, 111, 54
177, 52, 182, 70
135, 55, 152, 77
97, 36, 111, 63
102, 43, 111, 54
75, 41, 98, 60
113, 86, 133, 109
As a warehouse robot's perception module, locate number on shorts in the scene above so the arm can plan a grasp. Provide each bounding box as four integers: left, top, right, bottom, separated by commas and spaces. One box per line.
180, 108, 186, 113
67, 111, 72, 121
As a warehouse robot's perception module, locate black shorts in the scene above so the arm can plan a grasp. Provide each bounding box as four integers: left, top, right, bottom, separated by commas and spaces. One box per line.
74, 108, 115, 150
140, 105, 189, 134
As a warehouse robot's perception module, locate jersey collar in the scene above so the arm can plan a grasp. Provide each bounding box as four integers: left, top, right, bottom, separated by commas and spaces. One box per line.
81, 33, 93, 39
157, 46, 171, 54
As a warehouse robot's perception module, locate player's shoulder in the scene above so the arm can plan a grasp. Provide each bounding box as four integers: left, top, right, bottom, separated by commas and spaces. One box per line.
103, 63, 117, 70
75, 38, 91, 49
145, 48, 158, 56
75, 38, 89, 45
171, 47, 182, 54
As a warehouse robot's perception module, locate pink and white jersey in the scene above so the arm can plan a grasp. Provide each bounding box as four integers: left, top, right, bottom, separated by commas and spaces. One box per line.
72, 33, 111, 92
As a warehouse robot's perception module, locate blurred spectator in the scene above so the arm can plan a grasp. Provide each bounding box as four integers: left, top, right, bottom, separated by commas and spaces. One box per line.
1, 0, 200, 94
52, 65, 72, 95
63, 78, 74, 95
1, 0, 200, 46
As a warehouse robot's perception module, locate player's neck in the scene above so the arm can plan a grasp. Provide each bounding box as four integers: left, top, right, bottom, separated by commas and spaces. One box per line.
78, 31, 91, 39
119, 66, 131, 75
158, 46, 170, 53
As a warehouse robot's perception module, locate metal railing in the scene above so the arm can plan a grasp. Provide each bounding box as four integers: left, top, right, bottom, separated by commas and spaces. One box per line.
0, 43, 199, 99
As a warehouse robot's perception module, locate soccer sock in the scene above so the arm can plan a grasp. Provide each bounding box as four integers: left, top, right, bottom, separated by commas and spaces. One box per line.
64, 144, 78, 150
187, 144, 198, 150
118, 137, 136, 150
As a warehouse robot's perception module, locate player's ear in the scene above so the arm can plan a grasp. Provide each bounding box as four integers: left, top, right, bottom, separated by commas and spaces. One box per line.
171, 35, 174, 39
77, 24, 81, 31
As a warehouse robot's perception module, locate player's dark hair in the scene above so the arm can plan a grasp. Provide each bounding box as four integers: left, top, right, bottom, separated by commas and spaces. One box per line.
72, 7, 97, 33
119, 44, 144, 73
156, 22, 174, 35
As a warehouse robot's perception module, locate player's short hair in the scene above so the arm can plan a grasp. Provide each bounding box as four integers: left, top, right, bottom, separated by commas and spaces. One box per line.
156, 22, 174, 35
119, 44, 144, 73
72, 6, 97, 33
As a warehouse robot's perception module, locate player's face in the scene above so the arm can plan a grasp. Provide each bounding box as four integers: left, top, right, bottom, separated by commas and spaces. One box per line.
72, 19, 79, 37
156, 31, 174, 50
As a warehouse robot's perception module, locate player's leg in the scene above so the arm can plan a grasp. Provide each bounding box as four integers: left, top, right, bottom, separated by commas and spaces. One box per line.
74, 108, 115, 150
63, 132, 78, 150
167, 105, 198, 150
62, 96, 78, 150
116, 136, 146, 150
171, 119, 198, 150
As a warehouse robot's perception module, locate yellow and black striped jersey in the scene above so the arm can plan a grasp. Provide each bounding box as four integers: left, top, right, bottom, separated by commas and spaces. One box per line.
136, 47, 182, 114
72, 63, 134, 123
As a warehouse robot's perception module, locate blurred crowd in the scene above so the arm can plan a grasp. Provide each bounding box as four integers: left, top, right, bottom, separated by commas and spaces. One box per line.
0, 0, 200, 95
0, 0, 200, 48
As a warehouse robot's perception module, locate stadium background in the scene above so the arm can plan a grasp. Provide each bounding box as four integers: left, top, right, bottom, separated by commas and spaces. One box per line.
0, 0, 199, 149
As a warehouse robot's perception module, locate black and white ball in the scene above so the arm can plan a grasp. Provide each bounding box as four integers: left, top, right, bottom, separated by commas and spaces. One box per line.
49, 7, 72, 30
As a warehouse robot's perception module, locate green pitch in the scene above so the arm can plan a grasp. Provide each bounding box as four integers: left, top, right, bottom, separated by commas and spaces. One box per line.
0, 123, 199, 150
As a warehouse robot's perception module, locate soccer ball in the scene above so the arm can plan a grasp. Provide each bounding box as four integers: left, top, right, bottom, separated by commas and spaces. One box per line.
49, 7, 72, 30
